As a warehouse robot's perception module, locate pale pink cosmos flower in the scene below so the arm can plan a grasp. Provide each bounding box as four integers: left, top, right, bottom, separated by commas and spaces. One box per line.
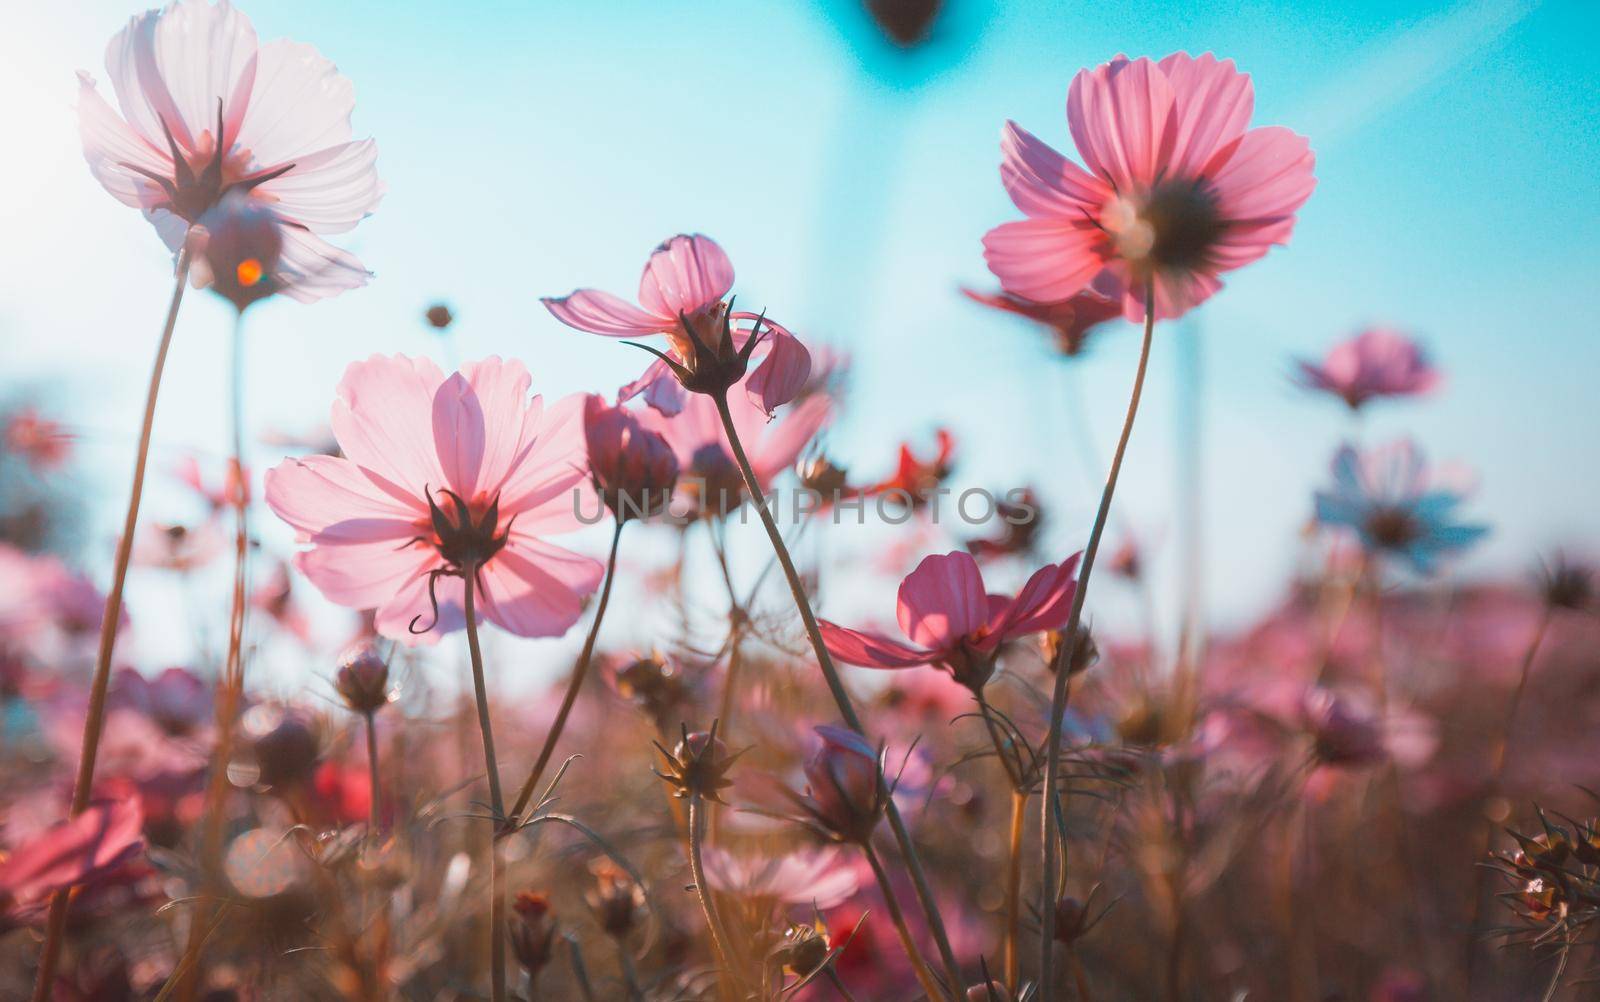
819, 550, 1081, 693
77, 0, 383, 301
636, 374, 832, 517
542, 234, 811, 416
1294, 327, 1441, 410
983, 52, 1316, 320
0, 798, 144, 924
264, 355, 603, 644
702, 845, 861, 910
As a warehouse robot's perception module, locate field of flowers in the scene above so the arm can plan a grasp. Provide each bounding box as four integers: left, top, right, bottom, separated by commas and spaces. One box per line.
2, 2, 1596, 1000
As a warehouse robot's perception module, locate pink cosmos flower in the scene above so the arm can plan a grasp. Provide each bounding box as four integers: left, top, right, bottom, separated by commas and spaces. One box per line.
819, 550, 1081, 693
1295, 327, 1441, 410
962, 287, 1122, 357
0, 798, 145, 924
983, 52, 1316, 320
2, 408, 73, 472
542, 234, 811, 416
636, 375, 832, 518
264, 355, 603, 644
78, 0, 383, 301
703, 845, 861, 910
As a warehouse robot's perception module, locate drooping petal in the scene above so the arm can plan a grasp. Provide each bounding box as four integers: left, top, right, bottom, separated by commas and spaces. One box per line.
617, 357, 686, 415
233, 37, 357, 169
896, 551, 990, 651
637, 234, 735, 319
476, 536, 603, 639
1157, 52, 1255, 180
253, 139, 382, 234
999, 120, 1109, 218
543, 289, 668, 337
983, 218, 1107, 304
330, 354, 449, 499
275, 224, 372, 302
819, 621, 936, 669
1066, 56, 1174, 190
745, 324, 812, 416
750, 393, 832, 486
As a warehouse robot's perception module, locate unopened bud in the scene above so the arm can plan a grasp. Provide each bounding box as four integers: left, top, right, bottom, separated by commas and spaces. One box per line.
509, 891, 557, 977
334, 642, 391, 714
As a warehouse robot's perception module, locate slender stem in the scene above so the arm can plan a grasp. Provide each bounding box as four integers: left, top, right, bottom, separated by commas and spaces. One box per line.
712, 389, 961, 998
1465, 605, 1554, 987
1540, 929, 1574, 1002
1005, 788, 1027, 995
364, 711, 381, 834
174, 310, 254, 1002
508, 520, 625, 821
32, 249, 191, 1002
1038, 282, 1156, 999
687, 795, 743, 988
862, 840, 946, 1002
825, 966, 862, 1002
462, 566, 506, 1002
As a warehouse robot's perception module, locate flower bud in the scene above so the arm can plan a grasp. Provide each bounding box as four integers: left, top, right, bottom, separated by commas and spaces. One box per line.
1042, 624, 1098, 677
775, 921, 831, 975
1053, 896, 1087, 944
685, 445, 745, 519
194, 193, 283, 313
1299, 688, 1383, 767
424, 303, 454, 330
802, 725, 885, 843
252, 710, 321, 790
586, 861, 644, 940
509, 891, 557, 978
656, 723, 740, 803
583, 396, 679, 522
334, 642, 391, 715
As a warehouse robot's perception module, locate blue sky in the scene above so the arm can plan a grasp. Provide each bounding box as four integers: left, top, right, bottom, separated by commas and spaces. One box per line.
1, 0, 1596, 677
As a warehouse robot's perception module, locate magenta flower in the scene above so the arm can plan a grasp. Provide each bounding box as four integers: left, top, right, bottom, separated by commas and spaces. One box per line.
819, 550, 1081, 693
962, 287, 1122, 357
583, 395, 679, 522
0, 798, 144, 923
264, 355, 602, 644
78, 0, 383, 301
1295, 327, 1441, 410
636, 375, 831, 517
983, 52, 1315, 320
542, 234, 811, 416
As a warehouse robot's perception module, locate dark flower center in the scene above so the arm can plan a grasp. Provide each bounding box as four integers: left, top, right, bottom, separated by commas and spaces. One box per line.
1110, 179, 1226, 274
1365, 506, 1421, 550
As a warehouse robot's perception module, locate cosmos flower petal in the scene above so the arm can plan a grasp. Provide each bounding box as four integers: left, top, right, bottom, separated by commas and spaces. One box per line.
275, 224, 372, 302
294, 540, 434, 611
77, 73, 171, 209
0, 798, 144, 907
819, 620, 936, 669
264, 454, 422, 541
1066, 55, 1174, 189
987, 553, 1081, 642
496, 393, 591, 524
1157, 52, 1255, 179
375, 566, 465, 646
617, 357, 687, 415
983, 218, 1106, 304
1208, 126, 1317, 230
253, 139, 383, 234
745, 325, 812, 415
543, 289, 668, 337
636, 234, 735, 319
999, 120, 1108, 218
105, 0, 258, 152
896, 551, 990, 651
476, 537, 603, 639
234, 36, 358, 167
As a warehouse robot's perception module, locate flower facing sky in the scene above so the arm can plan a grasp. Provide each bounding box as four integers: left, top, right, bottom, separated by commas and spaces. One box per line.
962, 287, 1123, 358
1295, 327, 1441, 410
264, 355, 602, 644
819, 550, 1080, 693
983, 52, 1316, 321
77, 0, 383, 301
1314, 439, 1488, 574
542, 234, 811, 416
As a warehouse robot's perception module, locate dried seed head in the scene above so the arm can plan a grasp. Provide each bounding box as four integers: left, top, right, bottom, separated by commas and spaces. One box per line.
1042, 624, 1098, 677
424, 303, 454, 330
334, 642, 392, 715
774, 920, 831, 976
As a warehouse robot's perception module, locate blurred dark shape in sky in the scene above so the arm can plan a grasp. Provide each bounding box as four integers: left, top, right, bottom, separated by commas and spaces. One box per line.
818, 0, 991, 88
